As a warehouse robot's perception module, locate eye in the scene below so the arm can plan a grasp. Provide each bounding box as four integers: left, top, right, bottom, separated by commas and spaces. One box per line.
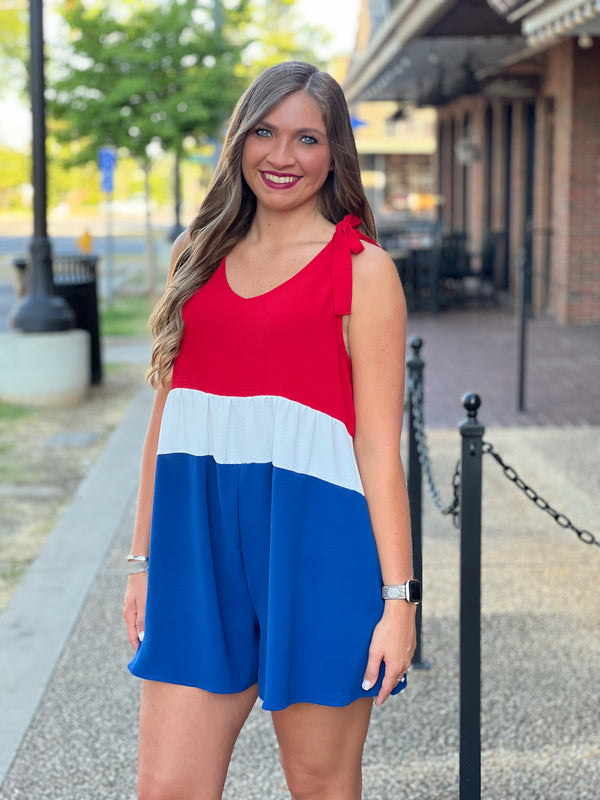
254, 127, 272, 138
300, 135, 318, 145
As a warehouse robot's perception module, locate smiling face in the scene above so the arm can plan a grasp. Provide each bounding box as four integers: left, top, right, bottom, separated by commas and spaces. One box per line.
241, 90, 333, 214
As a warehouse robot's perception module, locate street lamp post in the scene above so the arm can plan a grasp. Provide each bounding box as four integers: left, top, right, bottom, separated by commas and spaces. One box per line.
13, 0, 75, 332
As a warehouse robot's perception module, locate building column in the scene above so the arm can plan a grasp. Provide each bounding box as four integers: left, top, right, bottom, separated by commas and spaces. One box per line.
563, 41, 600, 323
468, 97, 487, 257
508, 100, 526, 295
437, 110, 454, 233
453, 111, 465, 233
546, 40, 574, 322
490, 102, 506, 231
532, 96, 554, 315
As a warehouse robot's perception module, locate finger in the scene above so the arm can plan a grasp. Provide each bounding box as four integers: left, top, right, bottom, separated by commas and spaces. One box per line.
123, 602, 144, 651
375, 678, 393, 706
125, 612, 140, 651
376, 665, 406, 707
362, 648, 383, 692
124, 574, 147, 650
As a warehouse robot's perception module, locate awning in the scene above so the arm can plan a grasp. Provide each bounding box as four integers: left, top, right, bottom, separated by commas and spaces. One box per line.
346, 36, 527, 104
344, 0, 525, 105
486, 1, 544, 17
520, 0, 600, 46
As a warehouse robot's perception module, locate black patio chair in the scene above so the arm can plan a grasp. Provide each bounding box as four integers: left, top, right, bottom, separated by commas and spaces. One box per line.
427, 231, 471, 315
463, 230, 506, 305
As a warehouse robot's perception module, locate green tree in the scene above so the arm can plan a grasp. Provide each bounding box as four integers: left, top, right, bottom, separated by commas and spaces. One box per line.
50, 0, 247, 163
49, 0, 248, 290
241, 0, 331, 77
0, 143, 29, 207
0, 0, 28, 96
48, 0, 334, 284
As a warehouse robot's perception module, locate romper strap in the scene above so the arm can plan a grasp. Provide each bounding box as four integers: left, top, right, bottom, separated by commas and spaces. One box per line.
331, 215, 379, 316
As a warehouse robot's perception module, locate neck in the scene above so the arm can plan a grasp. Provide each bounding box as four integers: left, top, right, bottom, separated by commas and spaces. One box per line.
249, 203, 329, 245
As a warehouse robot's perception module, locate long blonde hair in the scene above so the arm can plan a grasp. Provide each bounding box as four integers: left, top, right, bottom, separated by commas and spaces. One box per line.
147, 61, 377, 387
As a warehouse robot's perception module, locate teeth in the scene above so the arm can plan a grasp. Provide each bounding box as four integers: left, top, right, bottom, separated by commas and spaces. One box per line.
263, 173, 299, 184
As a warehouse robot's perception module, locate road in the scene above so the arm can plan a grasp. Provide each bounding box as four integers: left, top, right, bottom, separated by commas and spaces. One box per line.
0, 234, 148, 259
0, 229, 172, 331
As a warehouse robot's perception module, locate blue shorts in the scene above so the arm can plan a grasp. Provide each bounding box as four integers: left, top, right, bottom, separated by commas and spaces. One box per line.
128, 456, 407, 710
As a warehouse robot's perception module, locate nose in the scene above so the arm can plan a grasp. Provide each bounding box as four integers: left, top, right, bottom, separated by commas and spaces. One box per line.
267, 137, 295, 169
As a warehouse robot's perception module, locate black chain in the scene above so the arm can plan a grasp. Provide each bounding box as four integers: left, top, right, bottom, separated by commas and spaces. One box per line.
408, 378, 596, 545
409, 379, 460, 524
482, 441, 599, 547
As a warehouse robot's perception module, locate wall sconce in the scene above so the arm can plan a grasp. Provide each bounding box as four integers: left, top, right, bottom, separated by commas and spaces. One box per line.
388, 103, 407, 122
454, 136, 481, 165
578, 33, 593, 49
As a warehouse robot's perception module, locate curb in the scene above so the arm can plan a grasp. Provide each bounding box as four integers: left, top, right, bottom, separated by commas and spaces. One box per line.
0, 383, 153, 782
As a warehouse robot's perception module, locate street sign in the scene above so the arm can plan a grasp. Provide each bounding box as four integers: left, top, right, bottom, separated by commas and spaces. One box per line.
98, 147, 117, 306
98, 147, 117, 193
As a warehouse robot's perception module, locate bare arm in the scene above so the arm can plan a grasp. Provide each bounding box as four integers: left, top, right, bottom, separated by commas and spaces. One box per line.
123, 230, 189, 650
347, 244, 415, 705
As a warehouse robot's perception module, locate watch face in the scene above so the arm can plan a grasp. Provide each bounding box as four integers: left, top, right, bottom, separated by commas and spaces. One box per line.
408, 580, 422, 603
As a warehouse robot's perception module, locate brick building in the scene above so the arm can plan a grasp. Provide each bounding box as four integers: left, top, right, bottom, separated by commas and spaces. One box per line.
345, 0, 600, 324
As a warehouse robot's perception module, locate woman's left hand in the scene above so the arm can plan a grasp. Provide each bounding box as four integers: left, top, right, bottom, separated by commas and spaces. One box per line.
363, 601, 417, 706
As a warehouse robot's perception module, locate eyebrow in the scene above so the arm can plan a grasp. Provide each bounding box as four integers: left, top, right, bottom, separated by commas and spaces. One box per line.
256, 121, 327, 137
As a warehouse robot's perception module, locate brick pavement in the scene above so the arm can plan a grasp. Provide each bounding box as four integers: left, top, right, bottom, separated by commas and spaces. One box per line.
405, 308, 600, 428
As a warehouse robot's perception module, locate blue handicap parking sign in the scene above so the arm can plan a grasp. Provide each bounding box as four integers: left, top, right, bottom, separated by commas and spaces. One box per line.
98, 147, 117, 193
101, 171, 114, 193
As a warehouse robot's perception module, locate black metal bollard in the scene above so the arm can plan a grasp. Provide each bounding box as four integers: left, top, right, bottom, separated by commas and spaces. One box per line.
516, 246, 531, 412
459, 393, 484, 799
406, 336, 429, 668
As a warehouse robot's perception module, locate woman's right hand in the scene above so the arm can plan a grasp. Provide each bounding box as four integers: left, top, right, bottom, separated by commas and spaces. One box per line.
123, 572, 148, 651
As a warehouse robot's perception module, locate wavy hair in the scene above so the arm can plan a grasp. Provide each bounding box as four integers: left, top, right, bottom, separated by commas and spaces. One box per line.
147, 61, 377, 387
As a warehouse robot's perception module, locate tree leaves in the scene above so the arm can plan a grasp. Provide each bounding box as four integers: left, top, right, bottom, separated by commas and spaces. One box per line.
49, 0, 247, 166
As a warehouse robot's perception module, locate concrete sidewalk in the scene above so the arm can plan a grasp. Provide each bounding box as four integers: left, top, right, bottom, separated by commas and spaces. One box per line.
0, 311, 598, 799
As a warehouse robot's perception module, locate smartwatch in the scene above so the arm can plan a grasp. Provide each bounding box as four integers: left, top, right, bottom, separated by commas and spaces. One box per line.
381, 579, 422, 604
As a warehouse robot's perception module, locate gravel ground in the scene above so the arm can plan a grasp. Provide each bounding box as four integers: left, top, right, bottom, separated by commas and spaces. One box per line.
0, 411, 597, 799
0, 356, 147, 613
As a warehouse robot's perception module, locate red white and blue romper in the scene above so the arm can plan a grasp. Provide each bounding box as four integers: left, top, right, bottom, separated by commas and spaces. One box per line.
129, 215, 407, 710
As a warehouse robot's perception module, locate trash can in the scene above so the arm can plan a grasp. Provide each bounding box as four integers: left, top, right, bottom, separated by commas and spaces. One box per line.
52, 254, 102, 385
13, 258, 28, 299
12, 254, 103, 384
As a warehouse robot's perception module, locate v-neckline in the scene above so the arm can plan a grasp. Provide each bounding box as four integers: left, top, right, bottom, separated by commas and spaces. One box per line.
222, 239, 333, 301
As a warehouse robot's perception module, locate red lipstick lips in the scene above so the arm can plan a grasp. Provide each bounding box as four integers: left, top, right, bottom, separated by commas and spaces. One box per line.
260, 171, 302, 190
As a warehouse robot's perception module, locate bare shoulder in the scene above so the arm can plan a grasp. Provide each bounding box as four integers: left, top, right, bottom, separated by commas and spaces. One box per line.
352, 242, 404, 303
168, 229, 191, 281
172, 229, 191, 262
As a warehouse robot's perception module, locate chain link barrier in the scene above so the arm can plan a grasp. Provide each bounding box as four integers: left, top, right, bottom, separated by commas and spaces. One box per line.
481, 441, 599, 547
408, 378, 598, 546
408, 378, 460, 526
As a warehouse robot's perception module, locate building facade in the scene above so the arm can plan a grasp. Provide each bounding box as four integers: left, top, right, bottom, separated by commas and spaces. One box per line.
345, 0, 600, 324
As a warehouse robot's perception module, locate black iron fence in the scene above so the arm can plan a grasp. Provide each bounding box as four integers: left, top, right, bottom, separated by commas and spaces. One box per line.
405, 335, 598, 800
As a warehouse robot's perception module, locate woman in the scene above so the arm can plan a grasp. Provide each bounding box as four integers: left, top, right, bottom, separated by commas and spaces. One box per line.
123, 61, 418, 800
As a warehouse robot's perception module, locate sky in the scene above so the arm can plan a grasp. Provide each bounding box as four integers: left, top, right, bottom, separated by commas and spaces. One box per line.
0, 0, 361, 151
296, 0, 360, 57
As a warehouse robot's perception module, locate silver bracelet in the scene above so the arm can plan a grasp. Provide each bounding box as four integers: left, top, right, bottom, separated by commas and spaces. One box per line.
127, 554, 149, 564
127, 554, 148, 575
